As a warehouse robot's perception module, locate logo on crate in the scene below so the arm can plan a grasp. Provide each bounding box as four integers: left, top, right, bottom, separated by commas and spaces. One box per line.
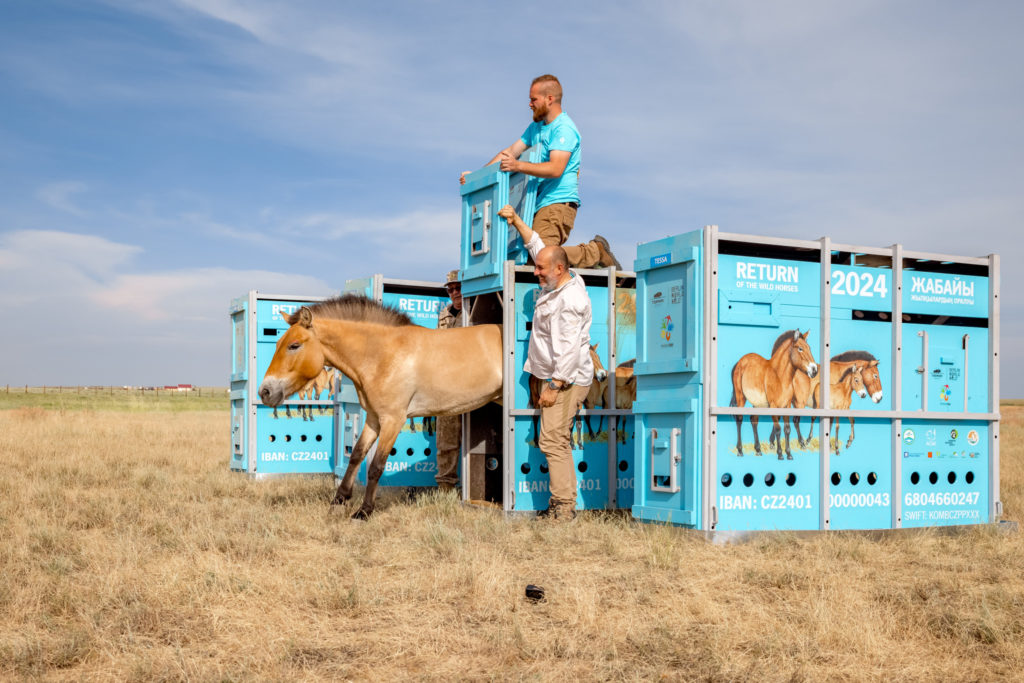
939, 384, 951, 403
903, 429, 916, 445
925, 429, 937, 446
967, 430, 980, 446
660, 315, 674, 342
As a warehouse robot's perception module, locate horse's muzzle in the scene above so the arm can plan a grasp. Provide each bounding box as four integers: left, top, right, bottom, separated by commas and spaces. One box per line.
806, 363, 818, 379
258, 380, 284, 407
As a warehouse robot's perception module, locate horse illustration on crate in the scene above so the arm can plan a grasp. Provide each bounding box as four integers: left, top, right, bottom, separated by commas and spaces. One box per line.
730, 329, 819, 460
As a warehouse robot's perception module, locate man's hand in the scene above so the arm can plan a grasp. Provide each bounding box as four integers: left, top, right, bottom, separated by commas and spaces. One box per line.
459, 171, 470, 185
537, 385, 559, 408
497, 204, 517, 221
498, 151, 519, 173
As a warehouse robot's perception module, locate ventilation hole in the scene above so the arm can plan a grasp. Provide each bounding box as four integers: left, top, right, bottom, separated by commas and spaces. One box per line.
831, 472, 841, 486
486, 457, 499, 471
928, 472, 938, 485
742, 473, 754, 487
269, 435, 276, 442
786, 473, 797, 486
405, 448, 413, 456
910, 472, 920, 485
424, 448, 431, 456
315, 434, 323, 442
764, 472, 775, 487
521, 464, 531, 474
300, 434, 307, 442
540, 464, 549, 474
284, 435, 291, 442
966, 471, 974, 484
721, 473, 733, 488
618, 460, 629, 472
578, 461, 588, 473
389, 448, 397, 456
948, 471, 957, 484
850, 472, 860, 486
867, 472, 877, 485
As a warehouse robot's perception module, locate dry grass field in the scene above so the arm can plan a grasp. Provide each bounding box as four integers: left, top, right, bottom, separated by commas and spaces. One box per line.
1, 398, 1022, 681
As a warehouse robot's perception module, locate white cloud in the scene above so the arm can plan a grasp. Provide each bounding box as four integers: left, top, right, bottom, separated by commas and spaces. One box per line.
35, 182, 90, 216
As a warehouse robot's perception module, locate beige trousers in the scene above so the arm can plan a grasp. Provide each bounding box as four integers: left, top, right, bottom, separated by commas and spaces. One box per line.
531, 204, 603, 268
538, 383, 589, 507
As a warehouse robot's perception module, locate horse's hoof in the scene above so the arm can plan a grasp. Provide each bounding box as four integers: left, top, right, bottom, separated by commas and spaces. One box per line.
786, 454, 793, 460
331, 492, 351, 506
351, 508, 371, 521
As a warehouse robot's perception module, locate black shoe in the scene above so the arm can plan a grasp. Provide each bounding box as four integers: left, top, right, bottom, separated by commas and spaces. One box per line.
536, 506, 554, 519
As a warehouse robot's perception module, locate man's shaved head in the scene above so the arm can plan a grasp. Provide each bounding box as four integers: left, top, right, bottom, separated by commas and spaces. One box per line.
531, 74, 562, 103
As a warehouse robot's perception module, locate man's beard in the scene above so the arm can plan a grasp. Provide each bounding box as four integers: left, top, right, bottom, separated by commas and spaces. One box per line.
540, 277, 556, 293
532, 105, 547, 122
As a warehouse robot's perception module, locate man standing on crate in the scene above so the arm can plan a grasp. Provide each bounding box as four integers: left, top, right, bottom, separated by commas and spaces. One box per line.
500, 204, 592, 522
434, 270, 465, 492
460, 74, 621, 270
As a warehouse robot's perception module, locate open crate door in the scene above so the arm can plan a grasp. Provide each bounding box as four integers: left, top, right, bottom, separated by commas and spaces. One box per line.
458, 148, 540, 297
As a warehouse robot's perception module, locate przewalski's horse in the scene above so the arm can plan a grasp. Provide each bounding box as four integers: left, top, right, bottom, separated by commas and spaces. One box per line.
731, 330, 818, 459
258, 294, 502, 519
588, 359, 636, 444
528, 343, 606, 448
795, 351, 883, 454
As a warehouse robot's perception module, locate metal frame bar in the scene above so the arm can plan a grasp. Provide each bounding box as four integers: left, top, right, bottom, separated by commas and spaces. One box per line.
989, 253, 1001, 519
705, 226, 720, 530
819, 237, 832, 530
712, 407, 999, 420
502, 259, 516, 512
891, 243, 904, 528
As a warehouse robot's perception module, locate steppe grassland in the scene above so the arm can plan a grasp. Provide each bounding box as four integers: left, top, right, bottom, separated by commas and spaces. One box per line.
0, 398, 1021, 681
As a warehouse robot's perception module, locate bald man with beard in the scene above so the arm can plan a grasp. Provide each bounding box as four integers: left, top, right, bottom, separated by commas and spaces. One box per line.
499, 203, 593, 522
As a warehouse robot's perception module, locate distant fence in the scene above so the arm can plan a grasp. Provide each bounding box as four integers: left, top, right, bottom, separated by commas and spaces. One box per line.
4, 385, 229, 397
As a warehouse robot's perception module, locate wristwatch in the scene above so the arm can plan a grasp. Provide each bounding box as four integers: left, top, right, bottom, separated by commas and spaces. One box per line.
547, 379, 570, 391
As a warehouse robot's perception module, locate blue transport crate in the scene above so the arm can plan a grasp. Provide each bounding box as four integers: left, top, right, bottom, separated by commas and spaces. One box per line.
230, 292, 339, 477
632, 227, 1000, 534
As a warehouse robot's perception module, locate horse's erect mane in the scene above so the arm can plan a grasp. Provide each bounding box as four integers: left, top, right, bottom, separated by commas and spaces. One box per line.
770, 329, 801, 355
306, 294, 414, 327
831, 350, 878, 363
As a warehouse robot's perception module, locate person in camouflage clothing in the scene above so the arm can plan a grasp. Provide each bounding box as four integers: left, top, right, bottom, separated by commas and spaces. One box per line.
435, 270, 465, 491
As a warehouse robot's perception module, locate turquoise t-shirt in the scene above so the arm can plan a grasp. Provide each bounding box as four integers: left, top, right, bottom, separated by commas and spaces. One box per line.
520, 112, 581, 210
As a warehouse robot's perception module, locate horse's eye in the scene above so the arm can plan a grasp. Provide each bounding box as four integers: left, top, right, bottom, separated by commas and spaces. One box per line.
288, 342, 301, 351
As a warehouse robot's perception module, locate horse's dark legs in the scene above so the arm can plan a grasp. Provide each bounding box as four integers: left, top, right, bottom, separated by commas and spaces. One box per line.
734, 414, 745, 456
334, 418, 379, 505
832, 418, 841, 455
845, 417, 855, 450
793, 416, 807, 449
354, 417, 403, 520
751, 415, 763, 456
782, 416, 793, 460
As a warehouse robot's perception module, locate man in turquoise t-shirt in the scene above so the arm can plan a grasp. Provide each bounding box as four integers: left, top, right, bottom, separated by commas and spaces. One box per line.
461, 74, 620, 269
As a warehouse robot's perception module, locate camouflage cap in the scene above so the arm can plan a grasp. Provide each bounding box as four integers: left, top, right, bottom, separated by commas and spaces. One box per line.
445, 270, 459, 284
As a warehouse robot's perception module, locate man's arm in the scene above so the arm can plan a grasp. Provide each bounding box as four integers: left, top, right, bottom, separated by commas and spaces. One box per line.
498, 204, 534, 244
461, 139, 529, 184
500, 149, 569, 179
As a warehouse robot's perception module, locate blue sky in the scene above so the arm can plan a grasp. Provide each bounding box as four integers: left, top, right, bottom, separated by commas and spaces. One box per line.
1, 1, 1021, 390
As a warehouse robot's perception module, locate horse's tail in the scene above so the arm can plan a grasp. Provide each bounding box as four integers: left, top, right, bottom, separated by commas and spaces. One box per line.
729, 360, 740, 407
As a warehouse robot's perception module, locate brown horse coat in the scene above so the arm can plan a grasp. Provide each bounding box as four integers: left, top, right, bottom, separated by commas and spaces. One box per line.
258, 294, 502, 519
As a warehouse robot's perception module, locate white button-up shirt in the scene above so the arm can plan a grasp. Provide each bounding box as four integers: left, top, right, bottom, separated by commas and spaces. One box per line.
523, 233, 594, 387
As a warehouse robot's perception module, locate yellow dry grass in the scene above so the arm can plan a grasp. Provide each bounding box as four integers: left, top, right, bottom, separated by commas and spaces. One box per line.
1, 405, 1022, 681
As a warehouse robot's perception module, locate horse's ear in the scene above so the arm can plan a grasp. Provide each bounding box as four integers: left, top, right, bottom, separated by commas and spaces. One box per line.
297, 306, 313, 328
591, 342, 599, 351
869, 359, 880, 367
801, 329, 810, 340
840, 365, 855, 382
